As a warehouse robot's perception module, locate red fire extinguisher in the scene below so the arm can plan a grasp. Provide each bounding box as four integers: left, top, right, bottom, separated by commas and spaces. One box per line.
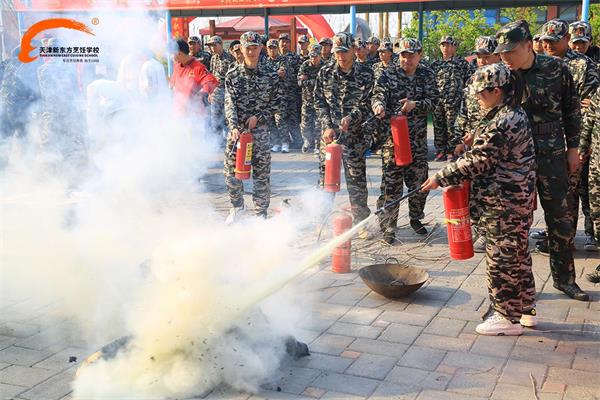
442, 182, 474, 260
391, 114, 412, 167
234, 132, 253, 180
332, 211, 353, 273
324, 143, 342, 192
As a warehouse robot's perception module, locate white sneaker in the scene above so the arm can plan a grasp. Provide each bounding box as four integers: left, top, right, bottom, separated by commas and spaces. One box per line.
271, 144, 281, 152
473, 235, 486, 253
520, 309, 538, 327
225, 206, 245, 225
281, 143, 290, 153
476, 311, 523, 336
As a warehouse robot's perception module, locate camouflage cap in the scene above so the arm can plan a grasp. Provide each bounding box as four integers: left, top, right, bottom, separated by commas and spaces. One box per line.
532, 33, 541, 41
540, 19, 569, 42
298, 34, 309, 43
397, 38, 422, 53
354, 37, 367, 48
240, 31, 261, 47
309, 43, 322, 57
467, 63, 511, 96
570, 31, 590, 43
278, 33, 291, 41
260, 34, 268, 45
495, 20, 532, 53
377, 38, 393, 52
439, 35, 458, 46
367, 36, 380, 45
267, 39, 279, 48
473, 36, 498, 55
319, 37, 333, 46
187, 36, 201, 43
206, 35, 223, 45
332, 32, 355, 52
569, 21, 592, 39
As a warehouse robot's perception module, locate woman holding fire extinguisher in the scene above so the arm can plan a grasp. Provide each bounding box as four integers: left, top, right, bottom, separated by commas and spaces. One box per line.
421, 63, 536, 336
371, 38, 439, 244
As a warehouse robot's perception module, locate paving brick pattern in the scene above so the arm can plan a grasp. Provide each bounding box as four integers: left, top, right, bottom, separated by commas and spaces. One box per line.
1, 135, 599, 399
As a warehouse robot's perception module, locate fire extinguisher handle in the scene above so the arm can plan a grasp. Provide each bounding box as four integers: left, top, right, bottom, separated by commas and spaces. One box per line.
229, 138, 239, 157
361, 113, 378, 128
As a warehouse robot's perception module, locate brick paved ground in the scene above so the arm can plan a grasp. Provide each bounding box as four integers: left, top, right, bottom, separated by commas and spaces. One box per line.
1, 134, 599, 400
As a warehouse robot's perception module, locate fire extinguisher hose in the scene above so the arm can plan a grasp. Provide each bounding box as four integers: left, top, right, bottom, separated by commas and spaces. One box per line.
374, 187, 421, 216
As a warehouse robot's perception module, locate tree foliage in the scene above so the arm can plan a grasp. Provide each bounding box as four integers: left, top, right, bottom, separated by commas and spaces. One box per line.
403, 7, 546, 60
590, 4, 600, 46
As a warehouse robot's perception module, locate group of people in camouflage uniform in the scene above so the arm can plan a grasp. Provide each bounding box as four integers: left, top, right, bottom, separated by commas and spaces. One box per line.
221, 16, 600, 336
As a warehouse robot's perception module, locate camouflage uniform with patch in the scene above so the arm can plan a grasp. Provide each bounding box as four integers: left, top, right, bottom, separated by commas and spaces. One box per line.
223, 32, 285, 216
541, 19, 600, 249
314, 32, 375, 222
371, 38, 439, 235
297, 44, 324, 151
497, 21, 582, 289
436, 64, 536, 320
450, 36, 499, 236
580, 88, 600, 246
431, 36, 474, 156
208, 36, 234, 137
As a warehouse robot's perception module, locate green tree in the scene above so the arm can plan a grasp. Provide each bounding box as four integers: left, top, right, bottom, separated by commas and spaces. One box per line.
403, 7, 546, 60
590, 4, 600, 46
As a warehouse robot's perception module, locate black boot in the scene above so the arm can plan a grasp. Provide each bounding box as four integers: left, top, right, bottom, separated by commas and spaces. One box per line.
410, 219, 428, 236
383, 231, 395, 245
553, 282, 590, 301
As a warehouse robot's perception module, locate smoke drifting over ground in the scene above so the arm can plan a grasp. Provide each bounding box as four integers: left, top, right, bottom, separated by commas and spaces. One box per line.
1, 10, 320, 399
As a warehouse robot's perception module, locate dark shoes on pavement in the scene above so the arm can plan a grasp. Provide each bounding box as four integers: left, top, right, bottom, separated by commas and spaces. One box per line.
553, 282, 590, 301
410, 219, 428, 236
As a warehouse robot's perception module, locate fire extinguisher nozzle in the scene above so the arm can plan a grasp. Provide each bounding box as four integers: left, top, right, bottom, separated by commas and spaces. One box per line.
374, 187, 421, 215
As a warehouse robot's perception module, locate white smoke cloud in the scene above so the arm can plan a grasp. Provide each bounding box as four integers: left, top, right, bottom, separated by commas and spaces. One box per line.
0, 10, 332, 399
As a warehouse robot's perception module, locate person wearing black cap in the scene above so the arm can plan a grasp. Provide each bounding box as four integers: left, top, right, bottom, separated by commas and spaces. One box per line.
431, 36, 473, 162
188, 36, 211, 70
228, 40, 244, 66
495, 19, 589, 302
539, 19, 600, 254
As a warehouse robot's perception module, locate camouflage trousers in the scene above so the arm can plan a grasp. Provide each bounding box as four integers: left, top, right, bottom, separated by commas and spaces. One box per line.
589, 150, 600, 243
433, 100, 460, 154
224, 126, 271, 215
210, 87, 226, 138
300, 102, 319, 149
536, 151, 577, 285
470, 180, 485, 236
482, 212, 535, 320
318, 135, 371, 222
567, 158, 595, 241
376, 139, 429, 234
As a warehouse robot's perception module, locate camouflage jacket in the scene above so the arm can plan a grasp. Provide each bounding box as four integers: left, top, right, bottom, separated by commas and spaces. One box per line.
371, 64, 439, 159
580, 87, 600, 155
281, 51, 303, 89
366, 53, 380, 69
450, 74, 485, 148
520, 54, 581, 151
372, 61, 395, 80
563, 49, 600, 104
224, 61, 284, 133
297, 59, 323, 103
586, 45, 600, 64
436, 102, 536, 217
431, 56, 473, 102
193, 51, 212, 70
210, 51, 234, 84
314, 61, 374, 137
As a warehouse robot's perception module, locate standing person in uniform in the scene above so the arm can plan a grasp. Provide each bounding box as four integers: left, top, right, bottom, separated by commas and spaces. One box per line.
451, 36, 501, 253
223, 32, 284, 223
279, 33, 303, 149
539, 19, 600, 253
366, 37, 381, 69
569, 21, 600, 63
207, 35, 234, 141
422, 63, 537, 336
580, 87, 600, 273
298, 44, 324, 153
188, 36, 211, 70
314, 32, 374, 225
354, 38, 371, 69
431, 36, 474, 161
533, 34, 545, 54
372, 38, 395, 79
298, 34, 310, 62
371, 38, 439, 244
496, 20, 589, 301
319, 38, 334, 65
265, 39, 290, 153
229, 40, 245, 65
